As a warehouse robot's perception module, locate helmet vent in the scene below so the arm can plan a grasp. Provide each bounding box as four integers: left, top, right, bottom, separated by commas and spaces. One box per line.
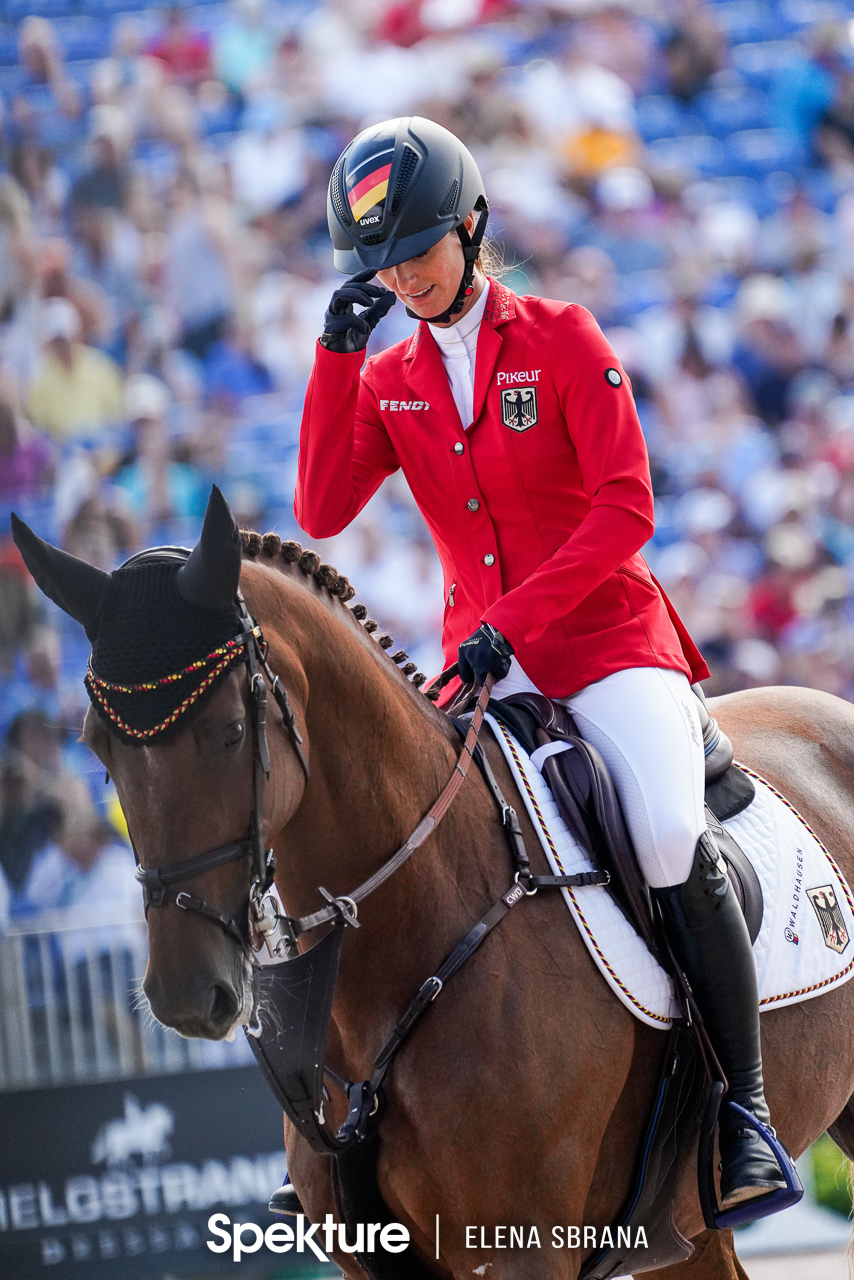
439, 179, 459, 216
331, 157, 351, 227
362, 232, 385, 245
389, 145, 419, 214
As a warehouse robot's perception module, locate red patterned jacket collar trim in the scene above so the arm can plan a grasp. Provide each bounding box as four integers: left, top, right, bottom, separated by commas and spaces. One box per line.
484, 278, 516, 326
403, 278, 516, 360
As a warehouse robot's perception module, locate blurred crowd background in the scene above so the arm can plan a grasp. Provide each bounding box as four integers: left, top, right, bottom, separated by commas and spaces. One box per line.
2, 0, 854, 929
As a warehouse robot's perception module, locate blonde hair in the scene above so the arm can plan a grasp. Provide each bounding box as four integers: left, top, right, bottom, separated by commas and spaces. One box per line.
477, 238, 508, 279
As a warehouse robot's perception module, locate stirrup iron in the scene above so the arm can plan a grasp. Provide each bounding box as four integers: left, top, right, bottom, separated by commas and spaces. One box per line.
698, 1083, 803, 1229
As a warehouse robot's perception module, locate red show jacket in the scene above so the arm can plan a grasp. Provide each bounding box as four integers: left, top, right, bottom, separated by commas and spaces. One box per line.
296, 279, 708, 704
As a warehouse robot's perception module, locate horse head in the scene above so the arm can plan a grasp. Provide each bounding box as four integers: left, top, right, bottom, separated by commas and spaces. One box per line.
12, 489, 309, 1040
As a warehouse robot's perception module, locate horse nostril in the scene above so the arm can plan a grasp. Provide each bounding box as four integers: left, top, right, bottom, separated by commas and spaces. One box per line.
209, 983, 238, 1027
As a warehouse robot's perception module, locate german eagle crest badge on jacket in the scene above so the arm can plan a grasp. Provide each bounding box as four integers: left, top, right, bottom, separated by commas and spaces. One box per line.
500, 386, 538, 432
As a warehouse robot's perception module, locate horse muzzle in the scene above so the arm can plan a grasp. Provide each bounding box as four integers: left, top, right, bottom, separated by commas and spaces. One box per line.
143, 966, 245, 1040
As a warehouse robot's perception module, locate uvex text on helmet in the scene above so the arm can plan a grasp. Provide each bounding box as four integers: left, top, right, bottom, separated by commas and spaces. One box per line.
327, 116, 487, 275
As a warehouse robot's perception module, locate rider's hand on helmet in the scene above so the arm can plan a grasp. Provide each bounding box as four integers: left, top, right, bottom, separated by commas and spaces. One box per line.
319, 270, 397, 353
457, 623, 514, 687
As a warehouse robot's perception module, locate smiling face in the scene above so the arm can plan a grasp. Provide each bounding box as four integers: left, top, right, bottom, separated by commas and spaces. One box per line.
376, 211, 484, 325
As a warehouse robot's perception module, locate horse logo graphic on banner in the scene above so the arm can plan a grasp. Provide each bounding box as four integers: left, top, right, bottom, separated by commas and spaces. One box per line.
806, 885, 850, 954
500, 387, 538, 432
91, 1094, 174, 1166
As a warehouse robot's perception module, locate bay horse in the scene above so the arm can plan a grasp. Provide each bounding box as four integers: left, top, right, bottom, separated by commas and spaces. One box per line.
21, 514, 854, 1280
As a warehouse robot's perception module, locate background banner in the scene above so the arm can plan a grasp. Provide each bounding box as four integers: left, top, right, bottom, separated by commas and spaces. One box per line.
0, 1065, 330, 1279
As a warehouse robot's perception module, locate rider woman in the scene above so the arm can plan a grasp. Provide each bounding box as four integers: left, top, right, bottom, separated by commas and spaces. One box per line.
294, 116, 786, 1210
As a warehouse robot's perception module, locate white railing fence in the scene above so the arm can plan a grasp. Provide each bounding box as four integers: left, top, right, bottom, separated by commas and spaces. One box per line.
0, 915, 253, 1091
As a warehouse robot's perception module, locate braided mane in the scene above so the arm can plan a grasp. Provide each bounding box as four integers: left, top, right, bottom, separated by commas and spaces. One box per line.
240, 530, 441, 700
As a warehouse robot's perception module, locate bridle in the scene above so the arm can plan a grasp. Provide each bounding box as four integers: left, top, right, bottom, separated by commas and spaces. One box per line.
122, 566, 492, 965
134, 592, 309, 950
100, 550, 310, 953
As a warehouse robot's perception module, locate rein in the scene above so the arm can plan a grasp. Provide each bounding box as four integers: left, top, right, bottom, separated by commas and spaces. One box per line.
269, 675, 495, 942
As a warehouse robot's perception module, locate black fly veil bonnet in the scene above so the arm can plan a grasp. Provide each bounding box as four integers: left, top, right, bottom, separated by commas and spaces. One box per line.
12, 487, 247, 742
11, 485, 309, 952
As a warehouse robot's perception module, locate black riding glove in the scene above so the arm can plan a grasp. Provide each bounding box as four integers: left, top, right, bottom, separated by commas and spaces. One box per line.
319, 269, 397, 354
457, 623, 514, 686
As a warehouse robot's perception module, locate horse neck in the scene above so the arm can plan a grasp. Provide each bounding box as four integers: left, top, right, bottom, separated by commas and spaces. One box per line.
276, 605, 461, 917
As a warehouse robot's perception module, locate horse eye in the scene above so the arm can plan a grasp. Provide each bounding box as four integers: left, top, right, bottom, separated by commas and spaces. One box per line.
223, 722, 244, 748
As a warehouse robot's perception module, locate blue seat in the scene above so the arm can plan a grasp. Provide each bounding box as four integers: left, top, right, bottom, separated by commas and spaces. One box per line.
617, 269, 671, 317
201, 112, 240, 142
729, 40, 804, 88
778, 0, 848, 34
0, 63, 27, 90
724, 128, 806, 175
799, 168, 842, 213
636, 95, 705, 142
37, 113, 87, 149
52, 15, 111, 61
6, 0, 76, 17
709, 1, 783, 43
81, 0, 145, 13
65, 57, 99, 85
647, 134, 728, 176
697, 86, 771, 134
693, 174, 773, 214
190, 0, 231, 22
703, 275, 740, 309
0, 27, 19, 66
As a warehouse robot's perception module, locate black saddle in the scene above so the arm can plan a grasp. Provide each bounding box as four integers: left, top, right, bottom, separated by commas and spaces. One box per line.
488, 689, 763, 956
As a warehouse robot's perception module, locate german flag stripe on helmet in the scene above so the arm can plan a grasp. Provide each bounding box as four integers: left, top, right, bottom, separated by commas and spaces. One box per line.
348, 163, 392, 220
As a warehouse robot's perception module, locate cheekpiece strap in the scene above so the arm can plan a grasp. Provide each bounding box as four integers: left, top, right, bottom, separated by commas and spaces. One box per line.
404, 195, 489, 325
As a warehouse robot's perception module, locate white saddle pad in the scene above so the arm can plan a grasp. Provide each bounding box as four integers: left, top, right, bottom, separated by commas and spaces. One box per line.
486, 714, 854, 1030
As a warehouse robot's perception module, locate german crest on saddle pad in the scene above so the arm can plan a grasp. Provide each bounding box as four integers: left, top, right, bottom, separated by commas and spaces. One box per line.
807, 885, 850, 953
500, 386, 538, 432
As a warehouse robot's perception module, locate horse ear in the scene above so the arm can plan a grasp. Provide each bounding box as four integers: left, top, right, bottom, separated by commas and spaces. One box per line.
11, 513, 110, 636
176, 485, 242, 610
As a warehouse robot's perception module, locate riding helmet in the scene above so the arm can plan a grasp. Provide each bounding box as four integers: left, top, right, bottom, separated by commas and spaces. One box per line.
327, 116, 488, 276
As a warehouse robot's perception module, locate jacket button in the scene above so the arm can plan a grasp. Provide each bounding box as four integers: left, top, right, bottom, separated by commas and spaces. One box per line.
467, 498, 479, 511
454, 442, 464, 454
484, 553, 495, 566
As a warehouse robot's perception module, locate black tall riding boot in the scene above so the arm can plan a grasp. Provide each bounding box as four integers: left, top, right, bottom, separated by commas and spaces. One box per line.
269, 1177, 303, 1217
653, 831, 786, 1208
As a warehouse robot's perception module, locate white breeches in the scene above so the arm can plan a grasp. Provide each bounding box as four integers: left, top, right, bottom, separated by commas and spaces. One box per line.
491, 663, 707, 889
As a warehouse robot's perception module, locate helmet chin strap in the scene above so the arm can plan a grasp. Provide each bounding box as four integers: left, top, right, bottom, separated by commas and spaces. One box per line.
405, 198, 489, 326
